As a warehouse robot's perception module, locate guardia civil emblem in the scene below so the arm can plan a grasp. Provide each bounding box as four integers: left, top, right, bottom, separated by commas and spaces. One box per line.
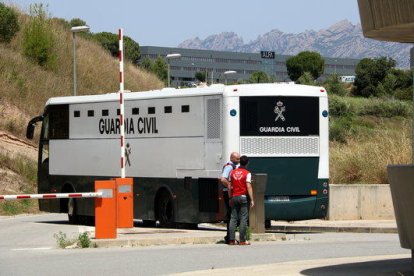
274, 101, 286, 122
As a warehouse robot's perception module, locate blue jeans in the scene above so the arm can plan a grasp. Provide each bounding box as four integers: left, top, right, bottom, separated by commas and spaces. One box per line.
229, 195, 248, 242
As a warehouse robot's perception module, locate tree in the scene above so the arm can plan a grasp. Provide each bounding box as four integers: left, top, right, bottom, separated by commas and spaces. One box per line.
249, 71, 269, 83
195, 71, 206, 82
353, 57, 396, 97
139, 56, 153, 71
93, 32, 140, 64
286, 51, 324, 81
69, 18, 87, 28
138, 56, 167, 83
151, 56, 167, 83
0, 3, 20, 44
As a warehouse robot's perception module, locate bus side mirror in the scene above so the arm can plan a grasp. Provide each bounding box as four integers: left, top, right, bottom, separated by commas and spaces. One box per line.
26, 116, 43, 140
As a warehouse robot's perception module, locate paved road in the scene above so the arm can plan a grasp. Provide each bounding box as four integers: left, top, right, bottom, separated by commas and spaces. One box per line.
0, 214, 411, 275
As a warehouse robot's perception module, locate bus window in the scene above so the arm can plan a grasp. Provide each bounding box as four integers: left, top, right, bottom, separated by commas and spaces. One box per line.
48, 105, 69, 139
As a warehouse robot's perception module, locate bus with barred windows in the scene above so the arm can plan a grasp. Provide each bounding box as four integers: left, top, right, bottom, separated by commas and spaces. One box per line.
26, 83, 329, 227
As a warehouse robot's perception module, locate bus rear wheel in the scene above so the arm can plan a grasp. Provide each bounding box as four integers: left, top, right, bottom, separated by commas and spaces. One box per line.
156, 191, 175, 228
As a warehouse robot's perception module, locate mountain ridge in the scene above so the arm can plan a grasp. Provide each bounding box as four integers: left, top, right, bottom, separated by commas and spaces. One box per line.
178, 20, 412, 68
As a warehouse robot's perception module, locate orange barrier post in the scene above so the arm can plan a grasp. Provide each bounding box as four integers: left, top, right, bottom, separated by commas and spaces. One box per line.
115, 178, 134, 228
95, 180, 117, 239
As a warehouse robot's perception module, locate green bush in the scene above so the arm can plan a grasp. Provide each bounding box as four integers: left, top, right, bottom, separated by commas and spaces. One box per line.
324, 74, 347, 96
329, 95, 354, 117
249, 71, 270, 83
330, 116, 355, 143
296, 71, 315, 85
78, 232, 92, 248
22, 4, 56, 69
361, 100, 411, 117
394, 88, 413, 101
0, 3, 20, 44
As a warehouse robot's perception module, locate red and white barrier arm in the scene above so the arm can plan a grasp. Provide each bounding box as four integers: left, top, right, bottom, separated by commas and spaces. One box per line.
0, 192, 103, 201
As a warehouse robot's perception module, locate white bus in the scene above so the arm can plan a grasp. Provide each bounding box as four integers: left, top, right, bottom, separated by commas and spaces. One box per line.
27, 83, 329, 227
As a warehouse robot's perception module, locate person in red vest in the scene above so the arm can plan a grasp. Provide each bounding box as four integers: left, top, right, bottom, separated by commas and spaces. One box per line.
228, 155, 254, 245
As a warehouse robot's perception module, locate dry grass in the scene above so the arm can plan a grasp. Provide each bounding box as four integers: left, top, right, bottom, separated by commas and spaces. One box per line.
330, 118, 412, 184
0, 11, 164, 118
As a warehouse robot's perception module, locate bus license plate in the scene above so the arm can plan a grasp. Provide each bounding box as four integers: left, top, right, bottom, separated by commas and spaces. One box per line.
267, 196, 290, 202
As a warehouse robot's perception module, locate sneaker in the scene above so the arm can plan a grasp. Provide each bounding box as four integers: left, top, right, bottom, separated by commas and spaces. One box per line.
228, 240, 236, 245
239, 241, 251, 245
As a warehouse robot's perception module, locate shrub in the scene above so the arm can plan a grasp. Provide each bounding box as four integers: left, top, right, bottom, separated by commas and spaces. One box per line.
329, 95, 354, 117
329, 116, 355, 143
78, 232, 92, 248
22, 4, 56, 69
296, 71, 315, 85
324, 74, 347, 96
394, 88, 413, 101
361, 100, 411, 118
54, 232, 74, 248
0, 3, 20, 44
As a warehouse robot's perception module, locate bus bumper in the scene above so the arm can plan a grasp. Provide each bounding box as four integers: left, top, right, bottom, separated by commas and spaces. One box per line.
265, 196, 328, 221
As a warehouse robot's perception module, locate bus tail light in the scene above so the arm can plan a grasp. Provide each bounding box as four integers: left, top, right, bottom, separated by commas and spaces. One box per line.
310, 190, 317, 195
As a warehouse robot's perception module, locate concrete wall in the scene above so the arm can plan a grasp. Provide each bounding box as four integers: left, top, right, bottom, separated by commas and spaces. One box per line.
329, 184, 395, 220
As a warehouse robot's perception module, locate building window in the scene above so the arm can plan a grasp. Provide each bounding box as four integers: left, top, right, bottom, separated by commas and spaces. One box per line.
87, 110, 94, 117
102, 109, 109, 116
132, 108, 139, 115
117, 109, 120, 116
74, 111, 80, 118
164, 106, 172, 113
181, 105, 190, 113
148, 107, 155, 114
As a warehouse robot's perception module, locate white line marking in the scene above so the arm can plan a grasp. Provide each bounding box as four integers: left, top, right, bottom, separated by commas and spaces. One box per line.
11, 247, 53, 251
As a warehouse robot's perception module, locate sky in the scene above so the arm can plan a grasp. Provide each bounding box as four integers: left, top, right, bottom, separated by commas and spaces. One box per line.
7, 0, 361, 47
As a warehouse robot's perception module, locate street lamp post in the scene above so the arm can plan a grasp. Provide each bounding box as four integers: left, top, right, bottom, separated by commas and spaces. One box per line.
71, 25, 90, 96
224, 70, 237, 85
166, 53, 181, 87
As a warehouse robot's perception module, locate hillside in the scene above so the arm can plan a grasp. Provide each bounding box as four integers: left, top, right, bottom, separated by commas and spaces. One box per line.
178, 20, 412, 68
0, 7, 164, 214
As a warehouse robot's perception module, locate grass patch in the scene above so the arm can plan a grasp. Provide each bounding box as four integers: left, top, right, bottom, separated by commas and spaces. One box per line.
330, 118, 412, 183
54, 231, 96, 249
0, 152, 38, 215
0, 199, 37, 215
0, 152, 37, 186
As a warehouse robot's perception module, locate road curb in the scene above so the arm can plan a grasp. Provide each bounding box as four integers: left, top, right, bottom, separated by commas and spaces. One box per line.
93, 233, 286, 248
270, 225, 398, 234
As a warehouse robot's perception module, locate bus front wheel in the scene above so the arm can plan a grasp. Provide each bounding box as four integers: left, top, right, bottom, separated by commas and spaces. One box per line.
156, 190, 175, 228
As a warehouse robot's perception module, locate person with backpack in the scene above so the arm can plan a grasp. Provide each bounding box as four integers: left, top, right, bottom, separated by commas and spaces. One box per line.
228, 155, 254, 245
220, 152, 240, 244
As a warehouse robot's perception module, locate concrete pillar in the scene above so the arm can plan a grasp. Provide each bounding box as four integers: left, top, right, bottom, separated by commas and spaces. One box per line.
249, 174, 267, 234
